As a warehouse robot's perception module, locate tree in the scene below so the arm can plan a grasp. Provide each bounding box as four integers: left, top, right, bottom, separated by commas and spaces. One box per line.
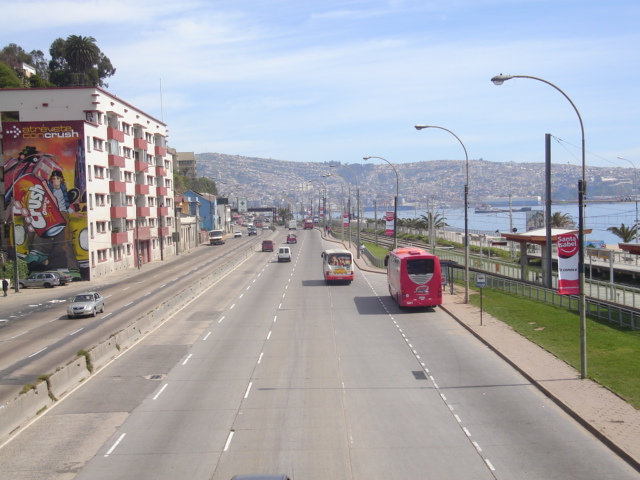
607, 223, 637, 243
0, 61, 22, 88
550, 212, 575, 228
278, 208, 293, 225
419, 213, 449, 230
49, 35, 115, 87
63, 35, 100, 86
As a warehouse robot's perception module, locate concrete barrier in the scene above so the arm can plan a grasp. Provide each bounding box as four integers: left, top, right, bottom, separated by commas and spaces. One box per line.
0, 382, 52, 440
90, 338, 120, 371
48, 356, 89, 400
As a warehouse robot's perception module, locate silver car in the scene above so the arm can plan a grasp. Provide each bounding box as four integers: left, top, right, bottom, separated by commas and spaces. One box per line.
67, 292, 105, 319
19, 272, 61, 288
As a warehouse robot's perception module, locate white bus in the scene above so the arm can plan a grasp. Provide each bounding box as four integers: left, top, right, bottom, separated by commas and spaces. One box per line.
321, 249, 354, 284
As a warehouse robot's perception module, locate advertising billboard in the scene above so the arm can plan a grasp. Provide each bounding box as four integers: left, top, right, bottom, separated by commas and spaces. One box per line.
2, 121, 89, 279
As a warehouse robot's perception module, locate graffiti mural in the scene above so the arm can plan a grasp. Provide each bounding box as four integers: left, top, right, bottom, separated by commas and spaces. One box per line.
2, 121, 89, 279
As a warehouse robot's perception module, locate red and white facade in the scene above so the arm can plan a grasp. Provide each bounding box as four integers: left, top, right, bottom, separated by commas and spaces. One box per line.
0, 87, 175, 280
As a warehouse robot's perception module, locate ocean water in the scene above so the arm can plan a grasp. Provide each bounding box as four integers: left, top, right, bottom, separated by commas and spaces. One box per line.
355, 202, 639, 247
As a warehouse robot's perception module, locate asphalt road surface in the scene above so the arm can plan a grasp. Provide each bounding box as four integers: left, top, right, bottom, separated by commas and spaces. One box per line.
0, 229, 637, 479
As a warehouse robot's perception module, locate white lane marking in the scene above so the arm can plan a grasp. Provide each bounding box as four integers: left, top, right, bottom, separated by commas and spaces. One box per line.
258, 352, 264, 364
153, 383, 168, 400
203, 332, 212, 341
244, 382, 252, 399
230, 304, 236, 309
104, 433, 126, 457
246, 285, 251, 290
121, 287, 131, 291
69, 328, 84, 336
473, 441, 482, 452
273, 315, 277, 322
182, 354, 193, 365
463, 427, 472, 437
143, 292, 152, 297
11, 331, 29, 339
239, 294, 244, 299
485, 459, 495, 471
124, 302, 134, 307
223, 431, 234, 451
266, 331, 272, 340
218, 316, 225, 324
28, 347, 47, 358
454, 414, 462, 423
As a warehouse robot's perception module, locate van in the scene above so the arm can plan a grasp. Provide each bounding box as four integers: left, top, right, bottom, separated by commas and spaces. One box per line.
262, 240, 274, 251
278, 246, 292, 262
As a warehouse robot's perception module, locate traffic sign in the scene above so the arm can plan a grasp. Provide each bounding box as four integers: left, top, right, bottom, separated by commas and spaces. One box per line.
475, 273, 487, 288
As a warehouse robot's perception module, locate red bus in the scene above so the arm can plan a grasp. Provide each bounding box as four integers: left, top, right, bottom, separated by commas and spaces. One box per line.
303, 218, 314, 229
385, 247, 442, 308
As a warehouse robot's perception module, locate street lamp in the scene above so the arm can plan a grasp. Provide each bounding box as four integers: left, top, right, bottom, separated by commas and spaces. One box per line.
414, 124, 470, 305
331, 165, 361, 258
323, 173, 351, 246
307, 179, 327, 229
363, 156, 399, 250
618, 157, 638, 243
491, 73, 588, 379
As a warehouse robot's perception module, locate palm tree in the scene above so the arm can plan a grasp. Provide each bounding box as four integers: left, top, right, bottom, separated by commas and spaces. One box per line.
550, 212, 575, 228
607, 223, 638, 243
419, 213, 449, 230
277, 208, 293, 225
63, 35, 100, 86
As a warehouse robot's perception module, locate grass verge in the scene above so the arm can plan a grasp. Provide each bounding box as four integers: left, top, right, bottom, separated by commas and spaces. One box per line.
469, 288, 640, 410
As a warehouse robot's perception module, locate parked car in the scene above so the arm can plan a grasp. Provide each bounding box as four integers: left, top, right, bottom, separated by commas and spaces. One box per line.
44, 270, 72, 285
67, 292, 105, 319
278, 246, 292, 262
286, 234, 297, 244
19, 272, 61, 289
262, 240, 274, 252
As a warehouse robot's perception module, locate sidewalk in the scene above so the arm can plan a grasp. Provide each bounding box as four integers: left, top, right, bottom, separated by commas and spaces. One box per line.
329, 232, 640, 472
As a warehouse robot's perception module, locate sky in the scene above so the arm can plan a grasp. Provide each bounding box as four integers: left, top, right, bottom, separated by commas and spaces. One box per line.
2, 0, 639, 169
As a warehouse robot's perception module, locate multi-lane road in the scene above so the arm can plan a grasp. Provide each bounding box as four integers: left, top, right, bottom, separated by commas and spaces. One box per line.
0, 228, 638, 479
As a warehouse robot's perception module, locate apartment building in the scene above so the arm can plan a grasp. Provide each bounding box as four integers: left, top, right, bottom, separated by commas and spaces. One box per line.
0, 87, 174, 280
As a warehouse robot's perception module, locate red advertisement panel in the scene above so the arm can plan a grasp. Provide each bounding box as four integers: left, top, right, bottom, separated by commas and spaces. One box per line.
385, 211, 395, 236
557, 233, 580, 295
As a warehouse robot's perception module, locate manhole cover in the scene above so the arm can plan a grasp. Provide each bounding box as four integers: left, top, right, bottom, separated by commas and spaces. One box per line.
412, 371, 427, 380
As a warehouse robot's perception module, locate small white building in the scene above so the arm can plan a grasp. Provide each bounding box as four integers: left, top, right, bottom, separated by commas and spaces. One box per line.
1, 87, 175, 280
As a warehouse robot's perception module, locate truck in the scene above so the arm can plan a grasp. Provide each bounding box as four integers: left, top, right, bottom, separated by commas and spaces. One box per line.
208, 229, 227, 245
288, 220, 297, 230
303, 218, 314, 229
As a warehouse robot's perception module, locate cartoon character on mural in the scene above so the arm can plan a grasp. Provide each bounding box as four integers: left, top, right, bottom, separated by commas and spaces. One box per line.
2, 121, 90, 279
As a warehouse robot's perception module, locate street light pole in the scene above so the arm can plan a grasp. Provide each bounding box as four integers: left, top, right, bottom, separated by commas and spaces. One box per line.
491, 73, 588, 379
363, 156, 399, 250
323, 173, 351, 246
331, 165, 361, 257
618, 157, 638, 243
307, 179, 327, 229
414, 125, 470, 304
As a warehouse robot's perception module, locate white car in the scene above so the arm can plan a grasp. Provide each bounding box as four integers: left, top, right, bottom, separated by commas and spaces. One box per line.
234, 231, 242, 238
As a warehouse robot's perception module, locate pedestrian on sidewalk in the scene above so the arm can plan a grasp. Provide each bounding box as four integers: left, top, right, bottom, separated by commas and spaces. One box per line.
2, 278, 8, 296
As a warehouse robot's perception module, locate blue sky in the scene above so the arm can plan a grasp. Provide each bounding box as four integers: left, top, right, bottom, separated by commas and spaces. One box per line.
2, 0, 639, 168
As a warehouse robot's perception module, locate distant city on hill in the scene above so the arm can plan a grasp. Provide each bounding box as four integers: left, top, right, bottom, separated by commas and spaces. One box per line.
195, 152, 636, 209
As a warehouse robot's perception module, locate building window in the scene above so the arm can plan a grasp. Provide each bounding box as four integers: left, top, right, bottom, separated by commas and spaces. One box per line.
96, 221, 107, 233
94, 166, 105, 178
123, 147, 132, 158
93, 137, 103, 151
95, 193, 106, 206
124, 171, 133, 182
97, 249, 108, 262
122, 123, 131, 135
126, 195, 133, 206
